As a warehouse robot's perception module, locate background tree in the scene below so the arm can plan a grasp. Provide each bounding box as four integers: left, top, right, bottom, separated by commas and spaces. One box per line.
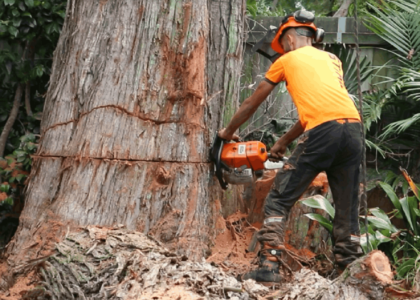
0, 0, 66, 250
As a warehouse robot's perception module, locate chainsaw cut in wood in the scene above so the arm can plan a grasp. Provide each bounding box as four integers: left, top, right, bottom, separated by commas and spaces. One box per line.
210, 135, 286, 190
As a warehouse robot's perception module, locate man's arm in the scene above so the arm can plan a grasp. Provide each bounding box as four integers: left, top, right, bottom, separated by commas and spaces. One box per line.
218, 81, 275, 141
270, 120, 304, 158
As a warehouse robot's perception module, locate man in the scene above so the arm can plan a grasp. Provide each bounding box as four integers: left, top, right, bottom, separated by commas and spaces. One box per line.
218, 10, 363, 283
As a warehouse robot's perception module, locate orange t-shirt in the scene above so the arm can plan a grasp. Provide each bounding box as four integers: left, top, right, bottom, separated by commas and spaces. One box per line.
265, 46, 360, 131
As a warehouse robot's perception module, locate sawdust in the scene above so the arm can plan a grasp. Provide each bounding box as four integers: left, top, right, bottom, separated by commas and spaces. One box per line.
0, 270, 38, 300
207, 211, 258, 276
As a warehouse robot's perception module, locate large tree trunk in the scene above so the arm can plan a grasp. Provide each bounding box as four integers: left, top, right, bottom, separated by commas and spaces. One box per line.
4, 0, 245, 282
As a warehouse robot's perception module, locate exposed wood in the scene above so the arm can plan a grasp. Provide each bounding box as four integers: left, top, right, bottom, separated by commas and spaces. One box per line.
268, 251, 393, 300
337, 250, 393, 299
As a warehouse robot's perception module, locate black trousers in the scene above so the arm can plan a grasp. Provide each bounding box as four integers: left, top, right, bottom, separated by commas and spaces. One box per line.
261, 119, 363, 266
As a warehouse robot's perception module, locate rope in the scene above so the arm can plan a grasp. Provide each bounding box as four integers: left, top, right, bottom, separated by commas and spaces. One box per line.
353, 0, 370, 253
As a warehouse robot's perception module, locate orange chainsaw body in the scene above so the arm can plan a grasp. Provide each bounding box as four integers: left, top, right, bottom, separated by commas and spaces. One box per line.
221, 141, 268, 171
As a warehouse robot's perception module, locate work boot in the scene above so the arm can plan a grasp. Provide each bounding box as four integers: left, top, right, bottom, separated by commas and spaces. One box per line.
242, 216, 286, 284
242, 244, 283, 284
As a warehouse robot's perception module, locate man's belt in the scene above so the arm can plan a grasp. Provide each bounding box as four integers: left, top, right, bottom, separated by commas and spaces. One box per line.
335, 118, 360, 124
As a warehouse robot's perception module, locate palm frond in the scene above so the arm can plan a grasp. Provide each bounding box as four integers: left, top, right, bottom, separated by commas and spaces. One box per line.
400, 68, 420, 101
366, 139, 387, 158
366, 2, 420, 71
380, 113, 420, 139
340, 49, 373, 95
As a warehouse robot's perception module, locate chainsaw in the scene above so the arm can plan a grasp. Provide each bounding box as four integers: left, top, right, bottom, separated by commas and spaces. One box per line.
210, 135, 286, 190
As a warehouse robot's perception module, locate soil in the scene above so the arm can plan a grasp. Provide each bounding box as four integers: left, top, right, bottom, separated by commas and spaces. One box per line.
207, 211, 258, 276
0, 269, 37, 300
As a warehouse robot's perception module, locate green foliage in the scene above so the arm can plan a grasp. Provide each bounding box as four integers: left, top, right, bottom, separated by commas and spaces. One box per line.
363, 0, 420, 154
0, 132, 37, 198
0, 0, 66, 250
304, 213, 333, 233
0, 133, 37, 249
326, 46, 373, 96
301, 197, 335, 218
302, 178, 420, 286
0, 0, 65, 154
246, 0, 283, 17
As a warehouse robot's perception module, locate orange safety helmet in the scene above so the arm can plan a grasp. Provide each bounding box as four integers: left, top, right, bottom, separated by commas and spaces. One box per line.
271, 10, 323, 55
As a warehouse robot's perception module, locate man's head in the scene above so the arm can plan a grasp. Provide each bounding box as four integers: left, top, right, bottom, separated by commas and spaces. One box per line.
279, 27, 314, 53
270, 10, 324, 55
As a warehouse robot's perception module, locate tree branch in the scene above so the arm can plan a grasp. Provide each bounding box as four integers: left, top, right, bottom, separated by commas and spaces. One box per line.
25, 81, 32, 117
0, 84, 24, 157
333, 0, 353, 17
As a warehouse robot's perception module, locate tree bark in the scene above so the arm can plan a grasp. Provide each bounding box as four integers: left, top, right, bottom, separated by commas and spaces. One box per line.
24, 82, 32, 117
4, 0, 245, 279
333, 0, 353, 17
0, 84, 23, 157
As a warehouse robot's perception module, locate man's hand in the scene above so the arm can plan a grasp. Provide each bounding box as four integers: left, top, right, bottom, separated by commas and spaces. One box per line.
218, 128, 240, 141
269, 120, 304, 159
269, 138, 288, 159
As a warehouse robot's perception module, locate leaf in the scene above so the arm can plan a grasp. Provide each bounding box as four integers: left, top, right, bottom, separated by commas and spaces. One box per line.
12, 8, 19, 16
375, 230, 392, 244
0, 184, 10, 193
7, 26, 18, 37
399, 197, 419, 234
304, 213, 333, 233
396, 257, 415, 278
28, 18, 36, 28
301, 196, 335, 218
13, 18, 21, 27
36, 65, 43, 77
18, 1, 25, 10
5, 197, 14, 206
16, 174, 26, 182
4, 0, 16, 5
360, 233, 376, 253
365, 215, 398, 233
378, 181, 403, 218
24, 0, 33, 8
370, 207, 393, 224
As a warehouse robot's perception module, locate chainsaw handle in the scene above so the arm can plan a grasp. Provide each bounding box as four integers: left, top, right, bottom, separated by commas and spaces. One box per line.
267, 153, 286, 162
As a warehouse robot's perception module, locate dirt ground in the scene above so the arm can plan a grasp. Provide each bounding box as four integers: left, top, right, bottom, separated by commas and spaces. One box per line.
0, 268, 37, 300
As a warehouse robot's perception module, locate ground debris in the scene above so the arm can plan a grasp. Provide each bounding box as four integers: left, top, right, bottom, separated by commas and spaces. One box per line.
266, 268, 368, 300
27, 226, 269, 300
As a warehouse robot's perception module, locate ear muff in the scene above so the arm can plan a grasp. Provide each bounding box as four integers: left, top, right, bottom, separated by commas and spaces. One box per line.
315, 28, 325, 44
